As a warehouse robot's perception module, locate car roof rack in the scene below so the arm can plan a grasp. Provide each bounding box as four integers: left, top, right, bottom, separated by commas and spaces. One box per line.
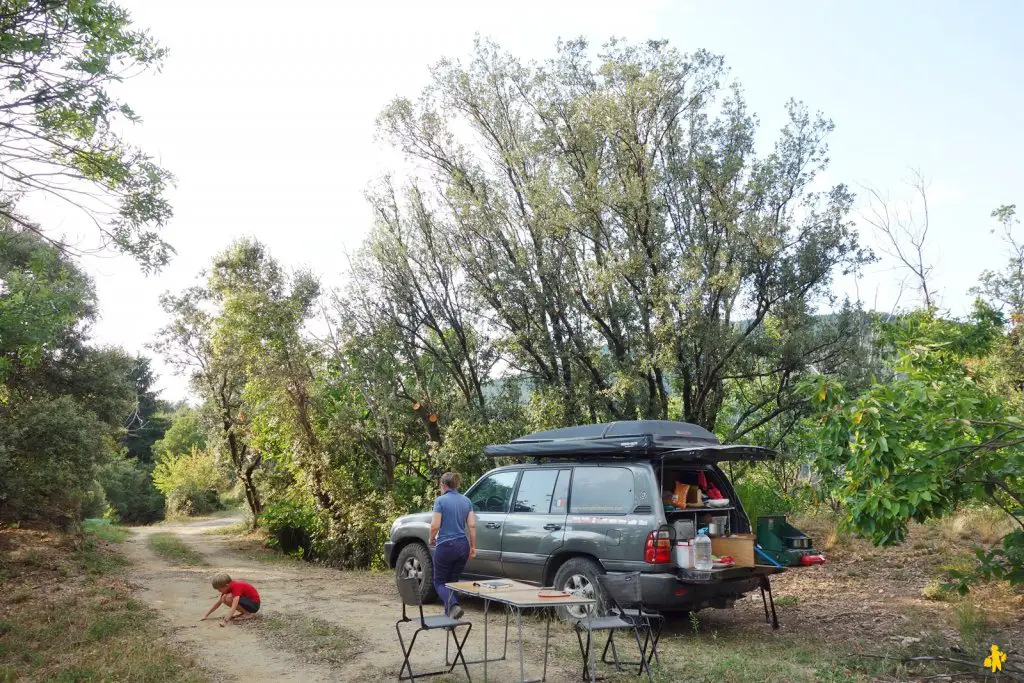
482, 420, 775, 463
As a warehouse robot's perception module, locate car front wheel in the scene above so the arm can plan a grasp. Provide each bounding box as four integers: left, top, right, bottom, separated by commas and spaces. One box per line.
394, 542, 437, 604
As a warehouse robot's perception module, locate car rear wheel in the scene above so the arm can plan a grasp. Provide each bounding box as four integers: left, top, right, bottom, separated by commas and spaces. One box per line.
553, 557, 605, 621
395, 542, 437, 604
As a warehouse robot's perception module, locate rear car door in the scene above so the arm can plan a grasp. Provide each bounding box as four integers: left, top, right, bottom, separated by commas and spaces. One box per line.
500, 468, 571, 582
463, 470, 520, 578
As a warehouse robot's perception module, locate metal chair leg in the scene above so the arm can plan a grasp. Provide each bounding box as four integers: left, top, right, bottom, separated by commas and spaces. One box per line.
648, 618, 662, 667
448, 623, 473, 681
600, 630, 622, 669
630, 624, 654, 683
574, 624, 594, 682
397, 620, 473, 682
636, 627, 652, 676
396, 623, 423, 681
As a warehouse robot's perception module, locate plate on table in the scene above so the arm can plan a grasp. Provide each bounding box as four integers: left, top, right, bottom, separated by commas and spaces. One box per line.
707, 499, 730, 507
537, 589, 572, 598
712, 561, 734, 569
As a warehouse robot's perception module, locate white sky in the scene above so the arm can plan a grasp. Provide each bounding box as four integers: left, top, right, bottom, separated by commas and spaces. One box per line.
18, 0, 1024, 402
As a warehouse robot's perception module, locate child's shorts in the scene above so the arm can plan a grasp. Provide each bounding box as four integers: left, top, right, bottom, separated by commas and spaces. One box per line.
239, 597, 260, 613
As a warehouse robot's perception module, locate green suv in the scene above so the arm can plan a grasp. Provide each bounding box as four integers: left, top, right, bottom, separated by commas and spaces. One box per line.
385, 420, 782, 617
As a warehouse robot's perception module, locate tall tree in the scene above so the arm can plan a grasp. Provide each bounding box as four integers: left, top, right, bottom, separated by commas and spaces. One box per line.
974, 205, 1024, 315
122, 355, 171, 462
0, 0, 173, 269
0, 223, 135, 527
374, 38, 870, 432
154, 285, 263, 519
807, 306, 1023, 590
207, 239, 328, 509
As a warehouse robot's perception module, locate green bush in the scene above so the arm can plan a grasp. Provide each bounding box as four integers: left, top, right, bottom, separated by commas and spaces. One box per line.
0, 395, 117, 529
320, 490, 402, 569
734, 475, 809, 525
151, 447, 226, 517
99, 457, 165, 524
80, 480, 109, 520
260, 499, 320, 558
259, 490, 402, 569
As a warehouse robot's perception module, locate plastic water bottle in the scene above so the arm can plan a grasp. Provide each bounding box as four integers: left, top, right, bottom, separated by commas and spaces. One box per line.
694, 527, 713, 571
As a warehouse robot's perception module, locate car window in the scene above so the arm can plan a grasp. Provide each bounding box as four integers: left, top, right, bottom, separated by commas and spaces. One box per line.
468, 471, 519, 513
569, 467, 634, 514
549, 469, 571, 514
512, 469, 559, 513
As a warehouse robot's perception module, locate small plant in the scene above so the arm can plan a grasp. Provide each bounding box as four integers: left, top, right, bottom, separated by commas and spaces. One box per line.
954, 600, 988, 649
774, 595, 799, 607
689, 611, 700, 636
921, 579, 953, 602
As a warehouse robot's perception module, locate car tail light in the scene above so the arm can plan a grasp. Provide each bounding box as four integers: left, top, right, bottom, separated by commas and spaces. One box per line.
644, 529, 672, 564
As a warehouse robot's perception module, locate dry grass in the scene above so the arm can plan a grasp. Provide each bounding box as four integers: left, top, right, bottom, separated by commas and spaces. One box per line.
199, 520, 249, 536
249, 612, 363, 666
931, 507, 1017, 546
227, 532, 303, 565
0, 527, 209, 682
147, 532, 208, 566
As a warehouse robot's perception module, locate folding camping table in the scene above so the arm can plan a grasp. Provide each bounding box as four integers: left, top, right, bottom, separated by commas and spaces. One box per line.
446, 580, 597, 683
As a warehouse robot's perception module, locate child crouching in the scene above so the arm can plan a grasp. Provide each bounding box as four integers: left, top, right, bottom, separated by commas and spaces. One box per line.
200, 573, 261, 627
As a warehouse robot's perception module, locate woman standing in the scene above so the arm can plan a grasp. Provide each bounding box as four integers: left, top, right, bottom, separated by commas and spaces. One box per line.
429, 471, 476, 619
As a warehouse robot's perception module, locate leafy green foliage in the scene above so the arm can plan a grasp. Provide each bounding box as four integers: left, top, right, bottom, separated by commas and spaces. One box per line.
807, 306, 1024, 589
0, 395, 118, 527
154, 278, 263, 521
0, 228, 95, 386
973, 205, 1023, 314
947, 530, 1024, 593
152, 447, 225, 517
371, 37, 871, 432
99, 456, 164, 524
259, 499, 320, 558
152, 408, 207, 463
733, 470, 810, 524
0, 0, 174, 269
0, 224, 159, 529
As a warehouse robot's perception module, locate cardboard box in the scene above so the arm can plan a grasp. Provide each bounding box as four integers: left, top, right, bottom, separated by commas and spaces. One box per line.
711, 535, 755, 567
685, 485, 701, 507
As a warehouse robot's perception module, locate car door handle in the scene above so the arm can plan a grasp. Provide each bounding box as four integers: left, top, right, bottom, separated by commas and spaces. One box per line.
486, 522, 501, 529
543, 524, 562, 531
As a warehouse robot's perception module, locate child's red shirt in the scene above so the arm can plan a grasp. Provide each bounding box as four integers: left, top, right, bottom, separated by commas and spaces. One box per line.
226, 580, 260, 603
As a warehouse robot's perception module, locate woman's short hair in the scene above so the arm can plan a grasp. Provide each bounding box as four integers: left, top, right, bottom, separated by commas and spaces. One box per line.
440, 471, 461, 491
212, 573, 231, 589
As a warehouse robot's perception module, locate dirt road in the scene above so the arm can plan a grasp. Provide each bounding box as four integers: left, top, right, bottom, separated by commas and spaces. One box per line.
125, 517, 581, 682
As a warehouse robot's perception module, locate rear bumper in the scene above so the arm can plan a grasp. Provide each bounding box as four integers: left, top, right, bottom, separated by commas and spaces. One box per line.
638, 571, 760, 612
384, 541, 395, 569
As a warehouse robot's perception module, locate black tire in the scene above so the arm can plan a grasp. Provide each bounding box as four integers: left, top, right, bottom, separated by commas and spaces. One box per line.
552, 556, 606, 621
394, 542, 437, 604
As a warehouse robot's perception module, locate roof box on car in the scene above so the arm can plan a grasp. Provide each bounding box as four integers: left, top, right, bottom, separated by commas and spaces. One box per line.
483, 420, 775, 462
